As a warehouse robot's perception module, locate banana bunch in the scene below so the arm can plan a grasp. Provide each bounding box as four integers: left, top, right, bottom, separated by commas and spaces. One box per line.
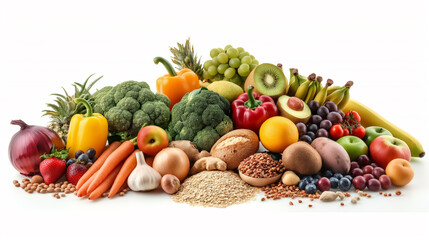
314, 78, 334, 105
294, 73, 316, 102
325, 81, 353, 109
287, 68, 307, 96
343, 99, 425, 158
286, 68, 354, 108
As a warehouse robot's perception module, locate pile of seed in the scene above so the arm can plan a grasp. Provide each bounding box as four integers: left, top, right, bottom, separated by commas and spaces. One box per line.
238, 153, 285, 178
13, 175, 131, 199
262, 182, 322, 200
13, 175, 76, 197
172, 171, 259, 208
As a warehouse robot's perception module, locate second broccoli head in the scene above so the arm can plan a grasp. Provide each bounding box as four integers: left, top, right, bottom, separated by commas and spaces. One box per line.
93, 81, 171, 139
168, 87, 233, 151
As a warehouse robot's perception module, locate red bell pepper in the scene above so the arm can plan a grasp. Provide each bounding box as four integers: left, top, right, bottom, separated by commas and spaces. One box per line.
231, 85, 278, 134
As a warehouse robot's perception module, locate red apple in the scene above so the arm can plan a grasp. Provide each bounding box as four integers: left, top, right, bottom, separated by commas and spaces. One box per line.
137, 125, 169, 156
369, 135, 411, 169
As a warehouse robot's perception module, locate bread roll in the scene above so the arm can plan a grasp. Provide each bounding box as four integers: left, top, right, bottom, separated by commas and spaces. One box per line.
210, 129, 259, 169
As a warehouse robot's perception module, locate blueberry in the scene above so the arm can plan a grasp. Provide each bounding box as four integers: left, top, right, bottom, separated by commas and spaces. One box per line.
323, 170, 333, 178
77, 154, 89, 164
344, 175, 353, 182
339, 178, 352, 192
304, 176, 314, 183
86, 148, 96, 159
75, 150, 84, 159
300, 135, 312, 144
330, 177, 339, 188
90, 156, 97, 162
311, 178, 318, 184
308, 124, 319, 133
333, 173, 343, 180
66, 158, 76, 167
298, 180, 308, 190
305, 183, 317, 194
307, 131, 316, 140
312, 174, 321, 180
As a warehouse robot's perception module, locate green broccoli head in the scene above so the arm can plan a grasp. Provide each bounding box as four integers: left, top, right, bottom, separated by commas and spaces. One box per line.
93, 81, 170, 138
168, 87, 233, 151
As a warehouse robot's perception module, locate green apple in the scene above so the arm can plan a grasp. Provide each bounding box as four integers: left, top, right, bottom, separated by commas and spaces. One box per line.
336, 136, 368, 161
364, 126, 393, 147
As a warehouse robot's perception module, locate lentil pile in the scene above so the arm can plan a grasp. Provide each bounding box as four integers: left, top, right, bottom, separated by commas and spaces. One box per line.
238, 153, 285, 178
262, 182, 322, 200
172, 171, 259, 208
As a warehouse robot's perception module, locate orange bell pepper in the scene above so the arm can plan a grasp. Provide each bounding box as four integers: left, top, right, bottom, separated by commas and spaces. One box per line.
154, 57, 200, 109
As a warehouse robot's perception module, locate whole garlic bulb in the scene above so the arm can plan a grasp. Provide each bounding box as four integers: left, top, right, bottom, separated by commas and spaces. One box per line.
127, 151, 161, 191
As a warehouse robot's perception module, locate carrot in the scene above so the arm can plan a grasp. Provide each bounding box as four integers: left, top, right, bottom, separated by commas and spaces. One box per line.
88, 162, 123, 200
87, 140, 136, 193
108, 149, 139, 198
76, 142, 121, 190
77, 173, 96, 197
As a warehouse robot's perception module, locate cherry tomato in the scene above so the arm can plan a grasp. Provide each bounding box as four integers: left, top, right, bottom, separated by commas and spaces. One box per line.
330, 124, 344, 140
343, 128, 350, 136
346, 111, 361, 123
352, 125, 366, 139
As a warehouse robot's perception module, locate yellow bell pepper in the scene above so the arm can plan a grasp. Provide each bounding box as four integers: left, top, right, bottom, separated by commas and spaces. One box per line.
66, 98, 108, 159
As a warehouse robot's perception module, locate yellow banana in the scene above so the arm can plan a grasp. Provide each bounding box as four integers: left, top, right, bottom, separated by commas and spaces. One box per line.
315, 76, 323, 94
327, 85, 341, 95
295, 73, 315, 100
343, 99, 425, 158
337, 81, 353, 110
287, 69, 300, 96
326, 88, 345, 105
304, 81, 317, 103
337, 87, 350, 110
326, 81, 353, 105
314, 79, 333, 105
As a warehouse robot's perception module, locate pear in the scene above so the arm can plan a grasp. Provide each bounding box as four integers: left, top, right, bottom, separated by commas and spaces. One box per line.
207, 80, 244, 103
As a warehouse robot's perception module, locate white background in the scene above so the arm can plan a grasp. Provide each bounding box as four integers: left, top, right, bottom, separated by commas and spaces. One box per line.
1, 0, 428, 239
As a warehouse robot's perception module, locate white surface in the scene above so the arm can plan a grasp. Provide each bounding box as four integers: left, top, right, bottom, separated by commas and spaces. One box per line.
1, 0, 429, 239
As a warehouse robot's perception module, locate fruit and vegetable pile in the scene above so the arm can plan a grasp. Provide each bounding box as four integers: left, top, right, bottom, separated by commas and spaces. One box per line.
8, 39, 425, 207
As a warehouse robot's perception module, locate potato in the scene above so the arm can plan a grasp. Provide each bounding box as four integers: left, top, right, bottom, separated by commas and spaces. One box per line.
282, 142, 322, 175
311, 137, 351, 175
210, 129, 259, 169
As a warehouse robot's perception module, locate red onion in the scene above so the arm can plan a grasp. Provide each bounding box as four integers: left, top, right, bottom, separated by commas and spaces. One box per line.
9, 120, 65, 176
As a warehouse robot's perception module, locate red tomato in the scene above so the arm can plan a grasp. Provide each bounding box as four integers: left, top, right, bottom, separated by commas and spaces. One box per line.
352, 125, 366, 139
343, 128, 350, 136
346, 111, 361, 123
330, 124, 344, 140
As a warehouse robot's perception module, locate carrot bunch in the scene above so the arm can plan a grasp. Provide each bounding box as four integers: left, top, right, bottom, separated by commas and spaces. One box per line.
76, 140, 140, 200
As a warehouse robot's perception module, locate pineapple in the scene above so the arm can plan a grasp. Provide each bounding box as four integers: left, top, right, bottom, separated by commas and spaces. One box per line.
42, 74, 103, 143
170, 38, 204, 79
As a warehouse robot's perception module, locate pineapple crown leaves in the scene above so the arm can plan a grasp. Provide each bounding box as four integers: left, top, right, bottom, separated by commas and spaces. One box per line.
42, 74, 103, 124
169, 38, 204, 79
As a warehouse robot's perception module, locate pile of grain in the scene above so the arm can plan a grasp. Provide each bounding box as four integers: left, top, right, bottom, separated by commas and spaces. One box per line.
172, 171, 259, 208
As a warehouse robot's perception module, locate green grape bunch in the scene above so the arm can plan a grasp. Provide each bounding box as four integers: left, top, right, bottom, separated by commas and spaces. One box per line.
202, 45, 259, 89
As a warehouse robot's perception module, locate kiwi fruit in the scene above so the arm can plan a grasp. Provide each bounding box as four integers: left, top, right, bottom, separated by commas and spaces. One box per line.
244, 63, 288, 99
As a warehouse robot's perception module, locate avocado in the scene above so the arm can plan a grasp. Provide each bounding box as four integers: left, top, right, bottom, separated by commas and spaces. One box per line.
277, 95, 311, 124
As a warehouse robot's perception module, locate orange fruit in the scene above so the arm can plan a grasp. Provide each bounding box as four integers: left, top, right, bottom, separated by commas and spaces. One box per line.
385, 158, 414, 186
259, 116, 299, 153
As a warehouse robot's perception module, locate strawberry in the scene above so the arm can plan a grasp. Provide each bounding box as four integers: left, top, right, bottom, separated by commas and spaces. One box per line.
39, 158, 66, 184
66, 163, 87, 185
